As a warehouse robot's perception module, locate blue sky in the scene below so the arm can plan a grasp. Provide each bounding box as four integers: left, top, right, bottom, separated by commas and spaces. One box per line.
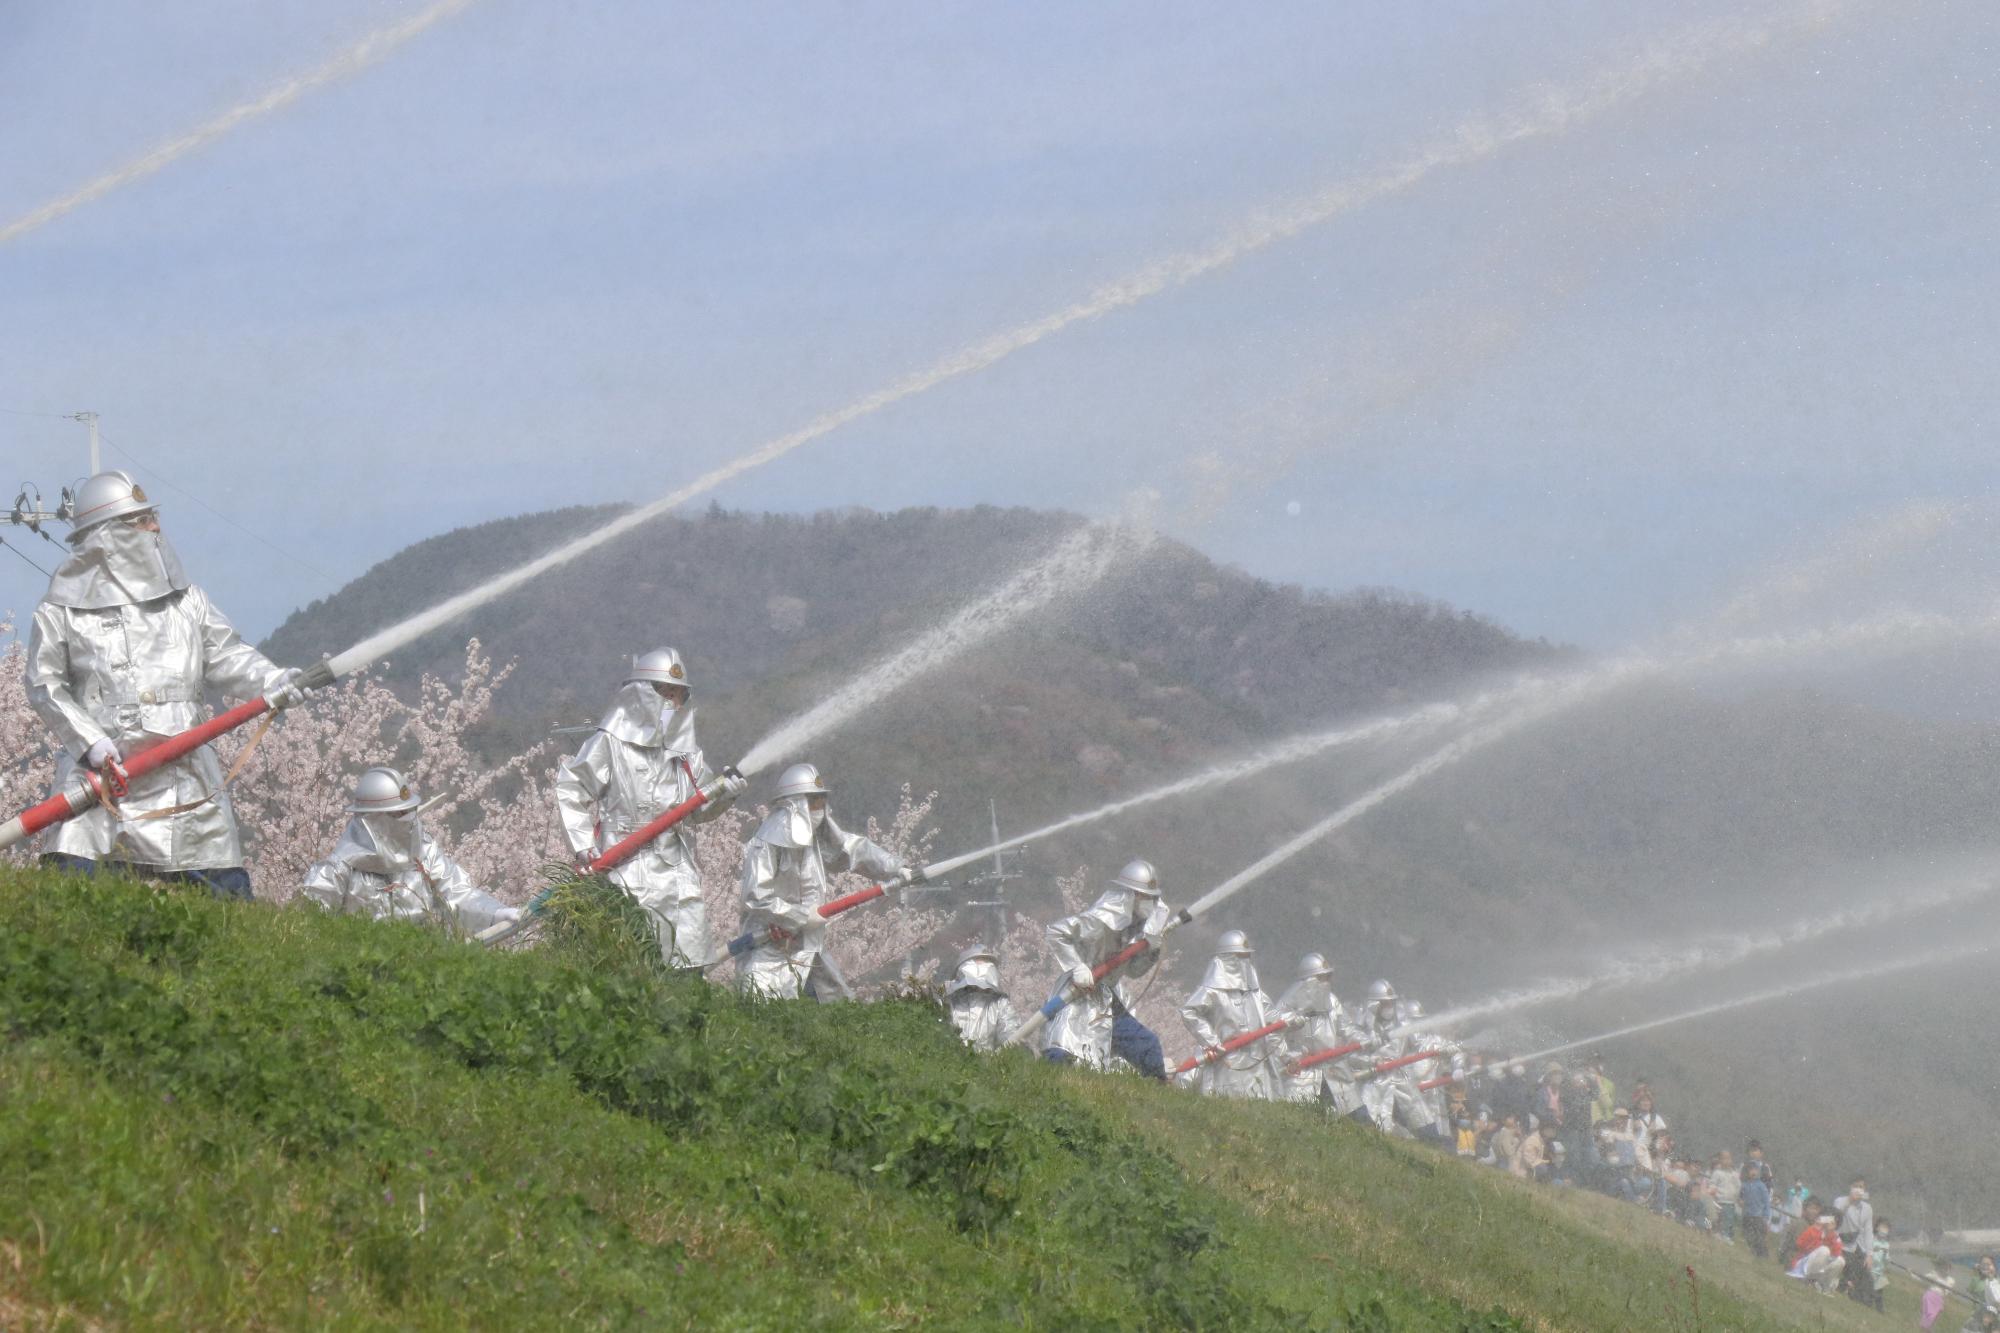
1, 0, 1995, 650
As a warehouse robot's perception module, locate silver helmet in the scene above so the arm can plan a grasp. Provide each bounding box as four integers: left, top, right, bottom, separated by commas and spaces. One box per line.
1367, 978, 1398, 1004
956, 942, 999, 969
1216, 928, 1252, 956
67, 469, 157, 538
1110, 858, 1161, 897
626, 647, 690, 690
1297, 952, 1334, 979
347, 765, 420, 814
1398, 998, 1425, 1023
772, 762, 830, 800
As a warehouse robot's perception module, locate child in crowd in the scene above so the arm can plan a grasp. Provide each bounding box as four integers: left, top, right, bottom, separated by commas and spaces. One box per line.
1738, 1161, 1771, 1259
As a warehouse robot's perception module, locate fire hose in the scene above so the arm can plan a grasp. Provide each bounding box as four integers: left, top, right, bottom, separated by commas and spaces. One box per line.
1172, 1018, 1292, 1077
1286, 1040, 1367, 1075
0, 659, 339, 853
1001, 908, 1195, 1050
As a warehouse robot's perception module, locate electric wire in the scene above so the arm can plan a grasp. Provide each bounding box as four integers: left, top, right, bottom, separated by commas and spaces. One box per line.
97, 431, 339, 583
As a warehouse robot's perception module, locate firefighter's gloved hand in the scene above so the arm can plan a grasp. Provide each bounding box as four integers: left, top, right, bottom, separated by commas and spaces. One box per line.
267, 667, 308, 709
902, 861, 927, 886
85, 738, 122, 771
1069, 965, 1096, 993
720, 770, 749, 799
492, 906, 523, 925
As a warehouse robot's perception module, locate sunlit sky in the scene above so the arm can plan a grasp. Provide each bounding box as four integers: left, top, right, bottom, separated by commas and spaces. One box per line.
2, 0, 1995, 649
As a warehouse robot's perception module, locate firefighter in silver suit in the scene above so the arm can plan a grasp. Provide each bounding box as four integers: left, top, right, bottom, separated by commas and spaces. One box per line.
946, 942, 1019, 1052
26, 471, 305, 898
555, 648, 744, 967
1042, 858, 1171, 1079
302, 765, 517, 936
1179, 929, 1286, 1100
736, 762, 911, 1000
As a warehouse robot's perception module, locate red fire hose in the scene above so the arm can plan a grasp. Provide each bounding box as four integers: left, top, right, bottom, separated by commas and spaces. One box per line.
1172, 1019, 1290, 1076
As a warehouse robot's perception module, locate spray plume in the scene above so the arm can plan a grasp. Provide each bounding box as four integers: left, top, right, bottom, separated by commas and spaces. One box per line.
324, 0, 1846, 677
737, 515, 1151, 776
1505, 937, 1996, 1068
929, 603, 1997, 883
1423, 865, 2000, 1032
0, 0, 478, 247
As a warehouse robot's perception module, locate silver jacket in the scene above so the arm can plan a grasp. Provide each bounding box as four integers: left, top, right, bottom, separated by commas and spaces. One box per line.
947, 960, 1020, 1052
27, 573, 287, 870
1179, 956, 1285, 1100
301, 814, 508, 934
737, 798, 900, 999
554, 689, 733, 966
1356, 1002, 1433, 1132
1275, 975, 1362, 1110
1043, 886, 1169, 1068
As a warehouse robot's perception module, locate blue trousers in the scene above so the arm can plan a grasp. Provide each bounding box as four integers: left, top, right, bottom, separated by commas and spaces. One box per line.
1044, 1004, 1167, 1081
41, 852, 254, 902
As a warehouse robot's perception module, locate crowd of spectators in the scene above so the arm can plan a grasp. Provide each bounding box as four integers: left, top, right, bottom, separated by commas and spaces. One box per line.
1434, 1053, 1907, 1313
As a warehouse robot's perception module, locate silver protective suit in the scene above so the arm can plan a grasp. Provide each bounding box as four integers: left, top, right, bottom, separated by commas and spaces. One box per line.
1357, 1001, 1436, 1135
27, 525, 287, 870
1403, 1016, 1465, 1127
947, 956, 1020, 1052
1043, 884, 1169, 1068
1275, 973, 1363, 1113
554, 686, 734, 966
301, 813, 509, 935
1179, 953, 1285, 1100
736, 796, 900, 999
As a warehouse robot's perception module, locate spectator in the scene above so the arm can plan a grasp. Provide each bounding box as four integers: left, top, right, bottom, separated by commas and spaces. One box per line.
1705, 1151, 1742, 1241
1518, 1120, 1559, 1182
1684, 1160, 1715, 1230
1454, 1114, 1478, 1159
1918, 1261, 1952, 1331
1787, 1203, 1844, 1293
1536, 1063, 1566, 1132
1631, 1090, 1668, 1157
1738, 1161, 1772, 1259
1972, 1254, 2000, 1310
1834, 1179, 1873, 1300
1490, 1113, 1524, 1173
1865, 1218, 1888, 1313
1548, 1140, 1571, 1186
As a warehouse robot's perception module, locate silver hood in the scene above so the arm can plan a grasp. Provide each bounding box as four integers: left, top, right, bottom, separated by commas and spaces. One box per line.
334, 812, 426, 877
948, 957, 1004, 996
1196, 954, 1260, 993
44, 521, 189, 609
596, 681, 699, 751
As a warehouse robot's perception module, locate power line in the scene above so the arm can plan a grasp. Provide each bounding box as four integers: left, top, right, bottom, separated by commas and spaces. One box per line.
96, 431, 339, 584
0, 536, 50, 577
0, 406, 73, 419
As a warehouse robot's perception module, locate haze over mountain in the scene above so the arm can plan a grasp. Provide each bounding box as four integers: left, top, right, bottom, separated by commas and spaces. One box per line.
267, 503, 2000, 1229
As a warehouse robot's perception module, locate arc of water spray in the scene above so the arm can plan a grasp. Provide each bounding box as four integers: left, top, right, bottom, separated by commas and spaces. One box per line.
320, 0, 1850, 675
0, 0, 479, 247
736, 514, 1151, 776
928, 604, 1997, 885
1422, 866, 2000, 1033
1502, 936, 1995, 1069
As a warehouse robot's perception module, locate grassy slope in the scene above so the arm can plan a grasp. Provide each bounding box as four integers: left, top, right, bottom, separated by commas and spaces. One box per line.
0, 870, 1914, 1332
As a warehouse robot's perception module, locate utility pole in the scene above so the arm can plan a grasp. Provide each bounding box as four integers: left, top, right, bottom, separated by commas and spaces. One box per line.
963, 798, 1024, 952
69, 411, 99, 473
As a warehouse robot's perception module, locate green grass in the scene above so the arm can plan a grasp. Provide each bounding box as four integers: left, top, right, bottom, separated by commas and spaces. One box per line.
0, 868, 1913, 1330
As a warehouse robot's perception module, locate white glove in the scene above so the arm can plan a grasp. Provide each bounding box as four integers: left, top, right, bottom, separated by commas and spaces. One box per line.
493, 906, 523, 925
1069, 965, 1096, 993
267, 667, 308, 710
902, 861, 928, 885
721, 770, 749, 799
85, 738, 122, 770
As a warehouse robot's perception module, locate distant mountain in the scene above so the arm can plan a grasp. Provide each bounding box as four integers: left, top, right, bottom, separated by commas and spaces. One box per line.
264, 503, 2000, 1226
